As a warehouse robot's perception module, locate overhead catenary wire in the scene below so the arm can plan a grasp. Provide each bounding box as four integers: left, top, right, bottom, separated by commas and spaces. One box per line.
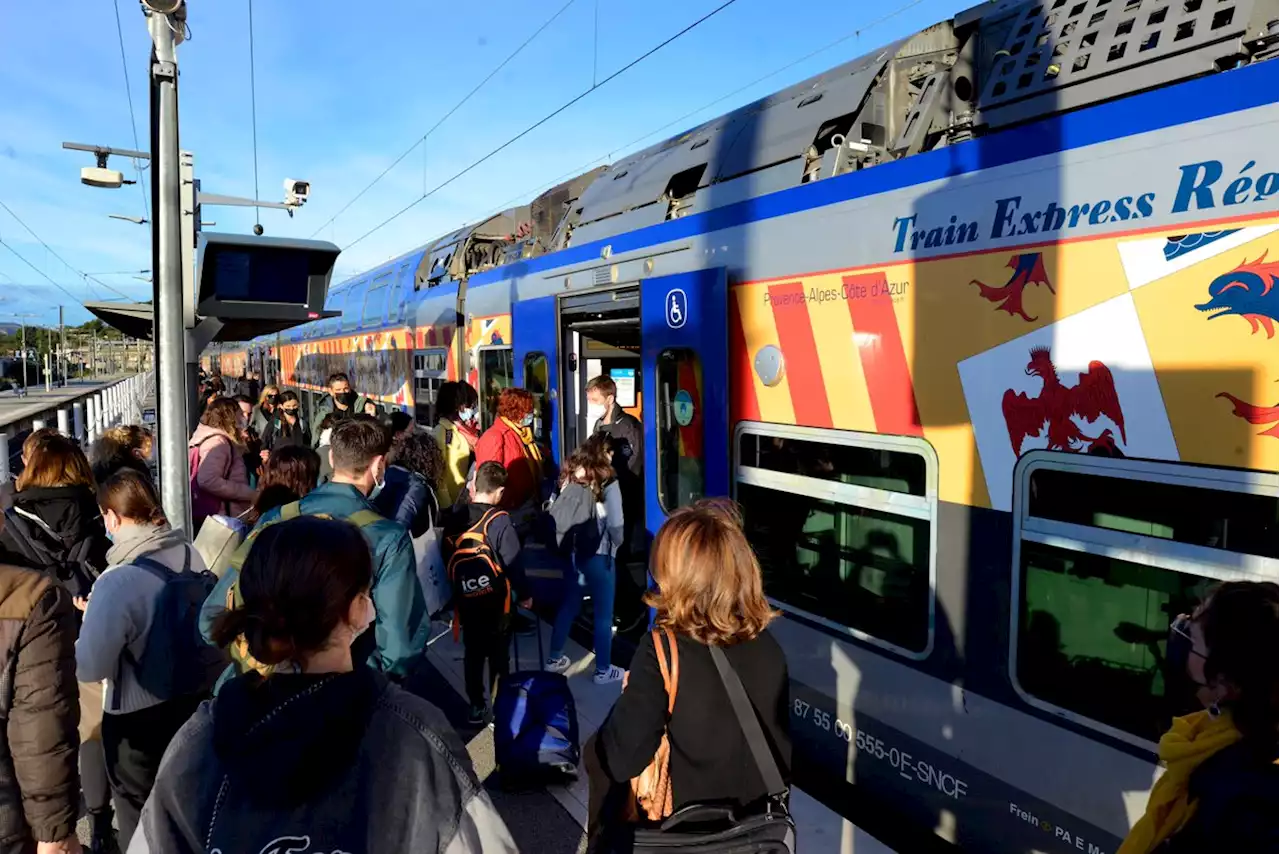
112, 0, 152, 241
0, 239, 97, 306
423, 0, 932, 246
247, 0, 262, 227
311, 0, 581, 240
343, 0, 746, 252
0, 199, 135, 301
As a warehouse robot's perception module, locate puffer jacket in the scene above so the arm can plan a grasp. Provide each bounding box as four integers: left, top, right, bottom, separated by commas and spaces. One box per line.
130, 668, 516, 854
189, 423, 255, 519
0, 563, 79, 851
373, 466, 438, 538
0, 485, 111, 600
200, 482, 425, 679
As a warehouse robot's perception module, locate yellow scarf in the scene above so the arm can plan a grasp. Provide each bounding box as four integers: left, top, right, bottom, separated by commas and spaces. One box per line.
1117, 710, 1243, 854
501, 416, 544, 481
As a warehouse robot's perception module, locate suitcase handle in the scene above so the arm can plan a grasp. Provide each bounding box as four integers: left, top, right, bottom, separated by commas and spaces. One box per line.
511, 604, 545, 670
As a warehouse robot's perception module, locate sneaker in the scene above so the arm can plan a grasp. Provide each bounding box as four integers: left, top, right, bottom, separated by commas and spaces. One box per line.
593, 665, 625, 685
545, 655, 571, 673
467, 703, 486, 724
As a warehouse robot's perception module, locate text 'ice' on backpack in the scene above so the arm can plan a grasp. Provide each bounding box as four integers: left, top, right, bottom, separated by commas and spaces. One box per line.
224, 501, 383, 678
445, 507, 511, 640
121, 547, 228, 708
1, 507, 101, 599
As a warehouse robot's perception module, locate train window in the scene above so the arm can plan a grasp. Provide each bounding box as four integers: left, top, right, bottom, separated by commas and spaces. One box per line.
734, 424, 937, 657
1012, 454, 1279, 744
524, 352, 551, 443
656, 349, 704, 512
478, 347, 514, 432
361, 275, 391, 326
413, 349, 448, 427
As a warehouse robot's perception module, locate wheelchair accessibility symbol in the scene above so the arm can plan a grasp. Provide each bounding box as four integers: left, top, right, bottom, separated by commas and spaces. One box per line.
665, 288, 688, 329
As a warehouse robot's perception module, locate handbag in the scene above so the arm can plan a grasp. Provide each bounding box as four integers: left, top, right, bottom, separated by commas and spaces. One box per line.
412, 525, 451, 620
615, 645, 796, 853
626, 628, 679, 822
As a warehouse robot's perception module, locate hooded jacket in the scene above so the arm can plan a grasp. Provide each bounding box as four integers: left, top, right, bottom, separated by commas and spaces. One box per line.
0, 563, 79, 850
0, 484, 110, 599
200, 482, 426, 679
76, 523, 208, 715
189, 424, 255, 519
129, 668, 516, 854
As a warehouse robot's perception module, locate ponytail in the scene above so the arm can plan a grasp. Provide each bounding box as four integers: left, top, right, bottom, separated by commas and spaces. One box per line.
98, 469, 167, 527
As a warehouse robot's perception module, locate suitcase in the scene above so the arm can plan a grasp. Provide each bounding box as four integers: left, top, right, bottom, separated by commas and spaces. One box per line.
492, 614, 581, 786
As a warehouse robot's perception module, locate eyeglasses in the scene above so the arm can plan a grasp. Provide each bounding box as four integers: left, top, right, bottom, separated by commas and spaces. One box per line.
1171, 615, 1207, 659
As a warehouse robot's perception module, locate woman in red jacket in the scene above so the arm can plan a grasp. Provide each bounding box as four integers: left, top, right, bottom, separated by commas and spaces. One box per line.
475, 388, 546, 520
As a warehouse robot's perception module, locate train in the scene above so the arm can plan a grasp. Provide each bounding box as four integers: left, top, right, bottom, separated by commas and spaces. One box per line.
211, 0, 1279, 850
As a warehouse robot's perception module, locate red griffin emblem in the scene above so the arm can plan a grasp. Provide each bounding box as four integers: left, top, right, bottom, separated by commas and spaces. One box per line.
1002, 347, 1127, 456
1216, 392, 1280, 438
971, 253, 1055, 322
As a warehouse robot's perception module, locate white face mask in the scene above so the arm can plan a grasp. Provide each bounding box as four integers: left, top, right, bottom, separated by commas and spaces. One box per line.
318, 428, 333, 447
368, 462, 387, 501
520, 413, 535, 428
586, 401, 607, 427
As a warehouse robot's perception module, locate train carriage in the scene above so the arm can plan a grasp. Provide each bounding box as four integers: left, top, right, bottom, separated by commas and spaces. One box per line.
215, 0, 1279, 850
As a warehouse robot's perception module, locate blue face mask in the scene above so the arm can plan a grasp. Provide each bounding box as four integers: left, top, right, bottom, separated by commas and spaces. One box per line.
520, 413, 535, 428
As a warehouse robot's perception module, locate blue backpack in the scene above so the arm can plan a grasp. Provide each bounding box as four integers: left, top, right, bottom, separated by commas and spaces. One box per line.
118, 548, 228, 709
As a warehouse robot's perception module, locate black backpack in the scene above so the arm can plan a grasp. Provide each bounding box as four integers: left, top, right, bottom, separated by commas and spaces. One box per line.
3, 508, 100, 599
122, 547, 228, 706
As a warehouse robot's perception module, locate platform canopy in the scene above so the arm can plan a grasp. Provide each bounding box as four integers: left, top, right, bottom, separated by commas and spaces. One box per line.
84, 300, 318, 342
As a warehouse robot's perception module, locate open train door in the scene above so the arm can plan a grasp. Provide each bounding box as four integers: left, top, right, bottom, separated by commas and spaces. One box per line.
513, 295, 560, 467
640, 267, 729, 540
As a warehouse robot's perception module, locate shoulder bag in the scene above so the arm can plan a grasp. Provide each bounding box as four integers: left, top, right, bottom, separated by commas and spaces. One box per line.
617, 644, 796, 853
626, 627, 679, 822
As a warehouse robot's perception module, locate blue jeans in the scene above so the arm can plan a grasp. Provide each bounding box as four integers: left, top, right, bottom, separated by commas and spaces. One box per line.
550, 553, 615, 674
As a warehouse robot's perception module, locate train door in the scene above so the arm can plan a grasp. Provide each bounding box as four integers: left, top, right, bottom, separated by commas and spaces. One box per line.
513, 296, 559, 461
639, 268, 729, 534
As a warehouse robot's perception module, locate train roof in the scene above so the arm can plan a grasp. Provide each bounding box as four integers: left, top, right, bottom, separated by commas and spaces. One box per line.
249, 0, 1276, 348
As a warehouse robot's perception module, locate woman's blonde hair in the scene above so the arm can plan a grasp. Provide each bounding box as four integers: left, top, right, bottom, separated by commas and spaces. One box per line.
258, 384, 280, 406
646, 498, 776, 646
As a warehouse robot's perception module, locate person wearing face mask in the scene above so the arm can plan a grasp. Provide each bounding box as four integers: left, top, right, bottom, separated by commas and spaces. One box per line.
585, 375, 646, 620
475, 387, 547, 526
433, 381, 481, 506
201, 416, 425, 684
188, 398, 257, 527
75, 470, 211, 850
134, 516, 516, 854
260, 390, 312, 452
249, 384, 279, 437
319, 372, 376, 430
1118, 580, 1278, 854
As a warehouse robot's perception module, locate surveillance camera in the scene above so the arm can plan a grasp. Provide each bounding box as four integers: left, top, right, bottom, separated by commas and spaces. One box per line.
81, 166, 125, 189
253, 224, 265, 236
283, 179, 310, 207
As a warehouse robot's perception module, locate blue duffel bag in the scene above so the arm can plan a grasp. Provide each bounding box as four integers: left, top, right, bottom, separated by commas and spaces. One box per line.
492, 613, 581, 785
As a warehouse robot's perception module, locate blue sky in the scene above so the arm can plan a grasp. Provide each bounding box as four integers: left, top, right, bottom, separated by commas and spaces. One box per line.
0, 0, 967, 327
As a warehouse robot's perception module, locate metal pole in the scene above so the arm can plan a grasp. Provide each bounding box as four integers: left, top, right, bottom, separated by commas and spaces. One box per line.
74, 402, 85, 442
151, 10, 191, 532
0, 434, 8, 484
43, 351, 50, 392
57, 408, 70, 436
58, 306, 64, 387
19, 323, 27, 389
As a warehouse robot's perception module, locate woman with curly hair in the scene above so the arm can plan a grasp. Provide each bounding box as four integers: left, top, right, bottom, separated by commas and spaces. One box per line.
89, 424, 154, 484
474, 387, 546, 517
372, 430, 442, 538
244, 445, 321, 526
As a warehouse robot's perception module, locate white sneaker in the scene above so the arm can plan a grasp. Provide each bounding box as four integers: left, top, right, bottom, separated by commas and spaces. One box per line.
593, 665, 624, 685
545, 655, 571, 673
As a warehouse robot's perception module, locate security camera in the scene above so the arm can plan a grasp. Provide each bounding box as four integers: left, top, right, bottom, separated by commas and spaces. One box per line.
253, 224, 265, 236
82, 166, 125, 189
283, 179, 310, 207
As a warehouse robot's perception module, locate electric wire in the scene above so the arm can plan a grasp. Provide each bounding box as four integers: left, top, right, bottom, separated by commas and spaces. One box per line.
0, 200, 135, 301
0, 239, 96, 305
343, 0, 746, 252
310, 0, 580, 239
248, 0, 262, 226
446, 0, 933, 246
112, 0, 152, 241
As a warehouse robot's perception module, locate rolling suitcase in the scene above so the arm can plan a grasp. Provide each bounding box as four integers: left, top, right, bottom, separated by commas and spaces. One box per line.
492, 612, 581, 786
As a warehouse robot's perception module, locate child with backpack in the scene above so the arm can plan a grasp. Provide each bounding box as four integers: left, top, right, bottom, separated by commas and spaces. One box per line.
75, 470, 226, 850
444, 461, 532, 723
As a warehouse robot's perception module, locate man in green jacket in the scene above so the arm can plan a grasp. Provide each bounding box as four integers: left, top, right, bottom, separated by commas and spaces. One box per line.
202, 416, 426, 680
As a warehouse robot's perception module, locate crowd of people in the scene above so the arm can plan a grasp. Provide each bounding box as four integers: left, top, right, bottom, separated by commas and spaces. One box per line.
0, 364, 1269, 854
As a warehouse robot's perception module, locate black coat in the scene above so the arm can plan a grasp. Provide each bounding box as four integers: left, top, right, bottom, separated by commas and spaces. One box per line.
595, 629, 791, 812
0, 485, 110, 599
1159, 737, 1278, 854
261, 415, 312, 453
372, 466, 438, 539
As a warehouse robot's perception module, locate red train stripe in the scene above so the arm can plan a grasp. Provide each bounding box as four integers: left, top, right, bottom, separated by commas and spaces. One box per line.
728, 292, 761, 424
843, 272, 923, 436
768, 281, 833, 427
